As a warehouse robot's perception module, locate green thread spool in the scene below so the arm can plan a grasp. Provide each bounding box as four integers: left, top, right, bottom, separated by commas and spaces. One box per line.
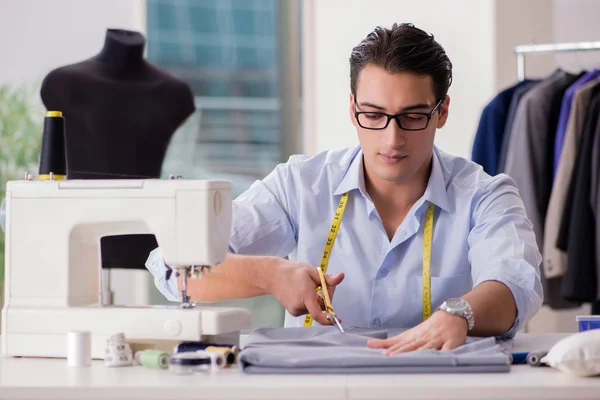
135, 350, 169, 369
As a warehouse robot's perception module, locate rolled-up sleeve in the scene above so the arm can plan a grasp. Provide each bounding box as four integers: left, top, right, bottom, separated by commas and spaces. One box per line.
228, 162, 299, 256
467, 175, 544, 338
145, 159, 301, 302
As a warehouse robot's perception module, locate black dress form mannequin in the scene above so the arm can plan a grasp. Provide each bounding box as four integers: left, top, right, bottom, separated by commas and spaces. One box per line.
41, 29, 195, 270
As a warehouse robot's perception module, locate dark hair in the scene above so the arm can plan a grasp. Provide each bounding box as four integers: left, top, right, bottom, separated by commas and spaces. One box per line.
349, 23, 452, 102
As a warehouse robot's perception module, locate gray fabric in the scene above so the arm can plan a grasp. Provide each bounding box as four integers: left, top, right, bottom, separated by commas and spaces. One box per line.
498, 80, 540, 173
239, 327, 511, 374
504, 70, 575, 251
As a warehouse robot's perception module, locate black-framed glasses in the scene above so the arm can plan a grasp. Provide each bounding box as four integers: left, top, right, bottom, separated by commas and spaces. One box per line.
354, 99, 443, 131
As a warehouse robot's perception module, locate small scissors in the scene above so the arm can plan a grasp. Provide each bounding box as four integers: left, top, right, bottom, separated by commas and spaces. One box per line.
315, 268, 345, 333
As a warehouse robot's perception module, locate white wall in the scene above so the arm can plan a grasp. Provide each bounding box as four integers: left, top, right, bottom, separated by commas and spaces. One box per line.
302, 0, 496, 159
494, 0, 554, 90
553, 0, 600, 71
0, 0, 144, 87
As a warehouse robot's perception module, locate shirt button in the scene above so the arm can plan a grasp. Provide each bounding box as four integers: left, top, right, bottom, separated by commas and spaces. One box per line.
380, 269, 388, 277
372, 318, 381, 327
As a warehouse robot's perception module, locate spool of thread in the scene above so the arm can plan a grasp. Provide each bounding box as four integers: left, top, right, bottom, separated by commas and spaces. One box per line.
67, 330, 91, 368
204, 346, 235, 366
39, 110, 67, 180
175, 342, 239, 365
526, 350, 549, 367
510, 352, 528, 364
135, 350, 169, 370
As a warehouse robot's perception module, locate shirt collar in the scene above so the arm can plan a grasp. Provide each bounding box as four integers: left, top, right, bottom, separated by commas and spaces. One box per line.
333, 147, 366, 197
420, 147, 452, 213
333, 146, 452, 213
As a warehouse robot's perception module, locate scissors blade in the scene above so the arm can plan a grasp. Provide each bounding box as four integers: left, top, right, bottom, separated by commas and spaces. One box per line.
330, 312, 345, 333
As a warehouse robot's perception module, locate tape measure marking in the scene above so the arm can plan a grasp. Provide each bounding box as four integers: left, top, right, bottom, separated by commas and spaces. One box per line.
422, 202, 434, 321
303, 192, 349, 327
303, 193, 435, 326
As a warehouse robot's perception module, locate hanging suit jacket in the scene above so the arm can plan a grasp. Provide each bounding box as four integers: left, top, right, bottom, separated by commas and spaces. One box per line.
504, 70, 580, 309
471, 80, 537, 176
557, 91, 600, 302
497, 81, 540, 173
553, 70, 600, 178
592, 99, 600, 301
543, 79, 600, 279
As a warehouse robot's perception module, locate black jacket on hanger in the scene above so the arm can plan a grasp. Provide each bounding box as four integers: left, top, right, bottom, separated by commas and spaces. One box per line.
558, 89, 600, 302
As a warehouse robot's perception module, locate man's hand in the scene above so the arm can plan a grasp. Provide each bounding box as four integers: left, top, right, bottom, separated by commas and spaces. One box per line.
367, 311, 468, 355
269, 260, 345, 326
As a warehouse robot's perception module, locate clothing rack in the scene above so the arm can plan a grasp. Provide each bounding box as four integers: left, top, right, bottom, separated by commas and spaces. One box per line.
514, 41, 600, 81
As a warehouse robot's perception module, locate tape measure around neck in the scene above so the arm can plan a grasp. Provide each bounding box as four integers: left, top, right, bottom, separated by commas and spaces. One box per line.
303, 192, 349, 327
303, 192, 434, 327
422, 201, 434, 321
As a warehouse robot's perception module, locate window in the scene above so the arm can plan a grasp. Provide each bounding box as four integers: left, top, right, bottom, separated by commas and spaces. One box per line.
147, 0, 301, 198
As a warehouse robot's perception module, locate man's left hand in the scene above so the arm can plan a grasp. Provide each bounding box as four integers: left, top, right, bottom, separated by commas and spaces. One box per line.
367, 310, 468, 356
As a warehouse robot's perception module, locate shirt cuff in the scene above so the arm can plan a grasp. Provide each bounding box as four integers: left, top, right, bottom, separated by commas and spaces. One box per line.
491, 280, 522, 339
145, 247, 182, 302
473, 267, 535, 339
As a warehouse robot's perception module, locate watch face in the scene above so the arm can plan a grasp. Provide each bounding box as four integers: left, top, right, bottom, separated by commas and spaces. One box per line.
445, 298, 468, 312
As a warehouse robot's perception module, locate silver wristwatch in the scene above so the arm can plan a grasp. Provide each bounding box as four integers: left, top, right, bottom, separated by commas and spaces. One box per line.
439, 298, 474, 331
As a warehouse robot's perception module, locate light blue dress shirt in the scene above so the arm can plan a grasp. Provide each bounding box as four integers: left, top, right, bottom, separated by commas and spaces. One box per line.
146, 146, 543, 338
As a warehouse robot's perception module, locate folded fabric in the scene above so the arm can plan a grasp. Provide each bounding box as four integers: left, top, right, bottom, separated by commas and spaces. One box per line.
239, 326, 511, 374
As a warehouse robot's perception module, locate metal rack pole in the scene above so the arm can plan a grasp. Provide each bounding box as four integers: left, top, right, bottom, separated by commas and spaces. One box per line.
514, 41, 600, 81
517, 53, 526, 81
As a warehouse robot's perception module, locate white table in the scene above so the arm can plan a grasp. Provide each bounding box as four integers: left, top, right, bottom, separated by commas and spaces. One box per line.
1, 333, 599, 400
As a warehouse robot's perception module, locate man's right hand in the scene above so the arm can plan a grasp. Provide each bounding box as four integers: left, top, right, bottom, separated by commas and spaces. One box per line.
268, 260, 345, 326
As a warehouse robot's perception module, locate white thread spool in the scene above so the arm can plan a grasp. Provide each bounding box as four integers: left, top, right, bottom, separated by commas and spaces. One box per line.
67, 330, 91, 367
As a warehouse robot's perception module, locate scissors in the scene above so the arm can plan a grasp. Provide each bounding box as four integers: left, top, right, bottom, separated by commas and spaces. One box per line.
315, 268, 345, 333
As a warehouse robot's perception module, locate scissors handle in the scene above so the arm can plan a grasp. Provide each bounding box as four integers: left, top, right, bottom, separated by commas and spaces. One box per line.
315, 269, 344, 333
316, 268, 334, 312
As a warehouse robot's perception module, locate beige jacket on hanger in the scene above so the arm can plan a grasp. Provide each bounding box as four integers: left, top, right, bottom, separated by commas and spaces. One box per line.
543, 78, 600, 278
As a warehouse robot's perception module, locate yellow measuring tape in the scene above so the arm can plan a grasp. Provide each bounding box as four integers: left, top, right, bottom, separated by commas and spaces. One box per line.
303, 192, 349, 327
303, 193, 435, 327
422, 202, 434, 321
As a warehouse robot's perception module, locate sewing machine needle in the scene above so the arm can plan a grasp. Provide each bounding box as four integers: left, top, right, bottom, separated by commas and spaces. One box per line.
181, 268, 193, 308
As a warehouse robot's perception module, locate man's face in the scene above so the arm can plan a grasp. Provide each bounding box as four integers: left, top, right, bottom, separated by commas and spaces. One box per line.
349, 64, 449, 184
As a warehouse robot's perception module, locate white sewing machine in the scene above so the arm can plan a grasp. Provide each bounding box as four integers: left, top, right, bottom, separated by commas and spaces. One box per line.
1, 177, 251, 359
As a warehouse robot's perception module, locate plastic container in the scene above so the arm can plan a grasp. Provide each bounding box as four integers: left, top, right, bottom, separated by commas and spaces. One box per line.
168, 351, 225, 375
576, 315, 600, 332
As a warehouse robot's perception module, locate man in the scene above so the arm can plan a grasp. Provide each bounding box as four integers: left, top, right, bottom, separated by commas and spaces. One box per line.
147, 23, 543, 355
